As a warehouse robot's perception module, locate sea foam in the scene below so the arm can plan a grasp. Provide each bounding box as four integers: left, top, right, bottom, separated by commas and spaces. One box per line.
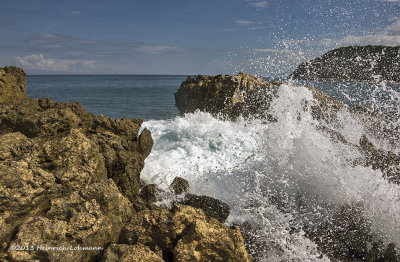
141, 82, 400, 261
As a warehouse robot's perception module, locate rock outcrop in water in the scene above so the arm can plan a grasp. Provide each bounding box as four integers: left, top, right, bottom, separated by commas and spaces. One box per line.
175, 72, 282, 121
0, 66, 252, 261
289, 45, 400, 82
175, 72, 346, 125
174, 72, 400, 261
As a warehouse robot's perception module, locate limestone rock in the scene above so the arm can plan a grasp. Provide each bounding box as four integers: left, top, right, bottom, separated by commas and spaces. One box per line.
0, 66, 152, 261
101, 243, 164, 262
0, 66, 251, 262
304, 204, 399, 261
0, 66, 27, 103
174, 72, 280, 120
174, 223, 250, 262
119, 204, 252, 261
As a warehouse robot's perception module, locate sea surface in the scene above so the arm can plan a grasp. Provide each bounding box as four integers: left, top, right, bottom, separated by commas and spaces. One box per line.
26, 75, 186, 120
27, 75, 400, 261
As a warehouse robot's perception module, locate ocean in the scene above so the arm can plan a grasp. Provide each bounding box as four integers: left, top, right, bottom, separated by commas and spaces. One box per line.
26, 75, 186, 120
26, 75, 400, 261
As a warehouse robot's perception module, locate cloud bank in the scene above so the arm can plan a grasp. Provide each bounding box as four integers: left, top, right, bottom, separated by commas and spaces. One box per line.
16, 54, 95, 72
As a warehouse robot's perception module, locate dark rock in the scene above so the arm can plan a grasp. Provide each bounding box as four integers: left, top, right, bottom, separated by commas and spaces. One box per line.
384, 243, 398, 261
359, 135, 400, 183
290, 45, 400, 82
170, 177, 189, 195
139, 184, 161, 203
182, 193, 230, 223
304, 204, 399, 262
138, 128, 153, 158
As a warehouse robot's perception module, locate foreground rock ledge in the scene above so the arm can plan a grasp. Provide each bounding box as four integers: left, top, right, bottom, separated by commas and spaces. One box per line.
0, 66, 252, 262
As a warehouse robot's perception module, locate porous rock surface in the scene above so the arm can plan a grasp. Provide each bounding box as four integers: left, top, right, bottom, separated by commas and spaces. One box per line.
175, 72, 281, 120
119, 204, 251, 262
0, 66, 251, 262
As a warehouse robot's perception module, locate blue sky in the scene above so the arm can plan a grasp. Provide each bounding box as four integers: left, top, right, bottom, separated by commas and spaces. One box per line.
0, 0, 399, 76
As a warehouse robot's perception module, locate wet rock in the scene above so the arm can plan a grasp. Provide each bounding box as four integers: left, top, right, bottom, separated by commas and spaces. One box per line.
304, 204, 399, 262
138, 128, 153, 158
101, 243, 164, 262
119, 204, 252, 261
182, 194, 230, 223
170, 177, 189, 195
174, 72, 345, 126
289, 45, 400, 82
359, 135, 400, 183
306, 85, 343, 125
139, 184, 161, 203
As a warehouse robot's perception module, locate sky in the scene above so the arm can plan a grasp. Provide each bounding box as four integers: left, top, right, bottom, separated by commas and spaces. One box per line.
0, 0, 399, 77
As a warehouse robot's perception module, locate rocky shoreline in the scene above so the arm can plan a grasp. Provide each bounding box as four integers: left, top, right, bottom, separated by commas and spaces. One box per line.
2, 66, 400, 261
0, 66, 252, 261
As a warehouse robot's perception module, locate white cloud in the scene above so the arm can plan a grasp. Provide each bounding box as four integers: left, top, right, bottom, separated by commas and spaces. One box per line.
134, 45, 185, 55
248, 26, 266, 30
70, 10, 83, 15
385, 17, 400, 33
16, 54, 95, 72
248, 1, 268, 8
234, 20, 254, 26
253, 48, 294, 54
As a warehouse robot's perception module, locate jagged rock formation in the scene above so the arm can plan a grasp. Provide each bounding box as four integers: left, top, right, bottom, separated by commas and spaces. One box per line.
0, 66, 252, 262
290, 45, 400, 82
175, 72, 343, 124
175, 72, 282, 120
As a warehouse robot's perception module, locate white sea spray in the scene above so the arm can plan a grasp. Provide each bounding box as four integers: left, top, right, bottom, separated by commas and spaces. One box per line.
141, 82, 400, 260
